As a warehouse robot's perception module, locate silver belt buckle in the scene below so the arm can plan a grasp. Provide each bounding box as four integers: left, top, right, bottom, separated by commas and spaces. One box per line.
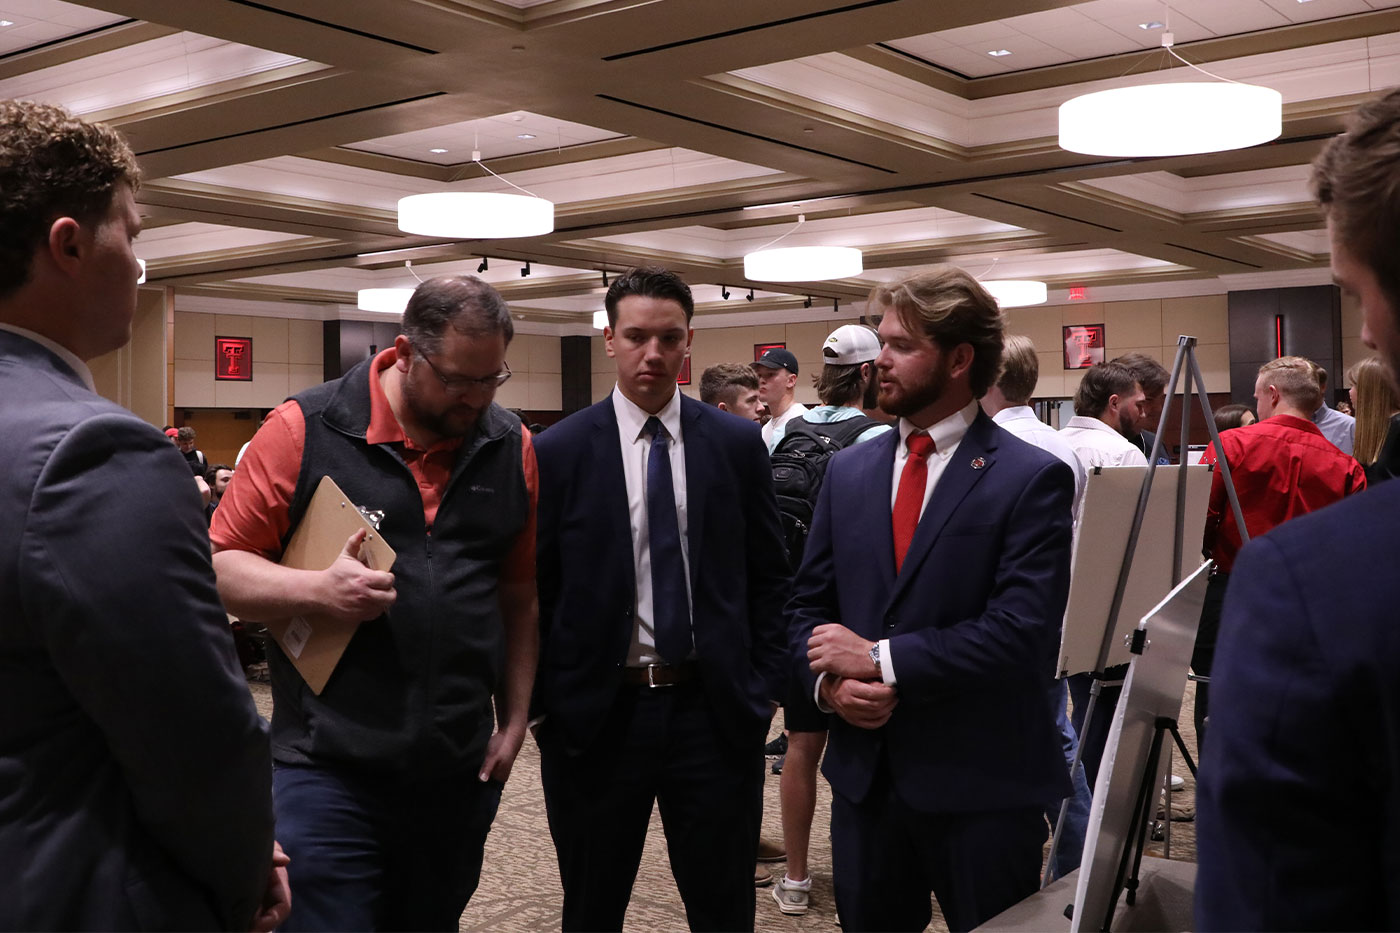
646, 664, 669, 688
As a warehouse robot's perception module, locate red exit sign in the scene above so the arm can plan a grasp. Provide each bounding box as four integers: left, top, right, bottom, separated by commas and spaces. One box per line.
215, 336, 253, 381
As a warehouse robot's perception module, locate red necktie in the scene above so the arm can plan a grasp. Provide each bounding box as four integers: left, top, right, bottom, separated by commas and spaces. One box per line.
892, 432, 936, 572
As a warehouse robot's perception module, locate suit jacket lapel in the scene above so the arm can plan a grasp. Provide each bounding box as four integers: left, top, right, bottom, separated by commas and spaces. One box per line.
591, 400, 636, 594
862, 428, 899, 599
680, 397, 707, 588
888, 412, 999, 607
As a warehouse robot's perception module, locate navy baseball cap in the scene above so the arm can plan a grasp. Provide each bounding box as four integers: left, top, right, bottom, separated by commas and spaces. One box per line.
754, 347, 799, 374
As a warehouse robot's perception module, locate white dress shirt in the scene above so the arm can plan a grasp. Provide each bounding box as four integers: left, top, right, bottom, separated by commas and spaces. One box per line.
992, 405, 1087, 513
762, 401, 809, 453
612, 385, 692, 666
0, 323, 95, 391
888, 399, 979, 517
1059, 415, 1149, 470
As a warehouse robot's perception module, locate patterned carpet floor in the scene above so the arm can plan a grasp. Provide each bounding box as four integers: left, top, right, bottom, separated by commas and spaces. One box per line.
248, 682, 1200, 933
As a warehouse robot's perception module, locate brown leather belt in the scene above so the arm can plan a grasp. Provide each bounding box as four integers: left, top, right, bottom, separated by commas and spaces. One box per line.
622, 662, 699, 688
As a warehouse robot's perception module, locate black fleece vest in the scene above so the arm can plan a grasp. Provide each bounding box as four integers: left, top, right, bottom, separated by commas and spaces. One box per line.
267, 357, 528, 776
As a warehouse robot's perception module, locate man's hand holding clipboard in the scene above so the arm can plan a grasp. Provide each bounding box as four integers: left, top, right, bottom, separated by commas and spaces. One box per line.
321, 528, 396, 624
269, 475, 398, 695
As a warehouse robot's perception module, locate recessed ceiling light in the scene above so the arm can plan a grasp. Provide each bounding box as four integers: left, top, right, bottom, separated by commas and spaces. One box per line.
988, 49, 1012, 57
516, 133, 536, 139
0, 20, 14, 26
1139, 21, 1164, 30
429, 148, 448, 153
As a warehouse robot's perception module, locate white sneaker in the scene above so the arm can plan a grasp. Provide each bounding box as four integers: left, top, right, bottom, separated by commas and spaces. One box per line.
1170, 774, 1186, 791
771, 875, 811, 915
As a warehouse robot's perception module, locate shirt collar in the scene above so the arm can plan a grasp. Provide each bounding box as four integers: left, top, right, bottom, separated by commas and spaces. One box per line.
1066, 414, 1126, 437
992, 405, 1036, 425
366, 347, 464, 452
899, 398, 978, 456
612, 383, 683, 442
1269, 413, 1325, 436
0, 322, 95, 391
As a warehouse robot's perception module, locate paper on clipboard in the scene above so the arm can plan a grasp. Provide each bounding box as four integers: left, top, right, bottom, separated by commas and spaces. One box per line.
268, 474, 396, 695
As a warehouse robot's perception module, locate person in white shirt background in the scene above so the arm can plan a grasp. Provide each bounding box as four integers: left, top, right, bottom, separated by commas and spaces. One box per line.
1056, 359, 1150, 802
755, 347, 808, 452
981, 334, 1090, 881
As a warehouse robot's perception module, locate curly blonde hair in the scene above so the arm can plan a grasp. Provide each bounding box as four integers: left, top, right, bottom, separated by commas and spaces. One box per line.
0, 100, 140, 297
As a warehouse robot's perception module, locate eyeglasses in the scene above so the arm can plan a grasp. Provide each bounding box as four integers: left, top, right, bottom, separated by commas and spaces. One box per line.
409, 340, 511, 393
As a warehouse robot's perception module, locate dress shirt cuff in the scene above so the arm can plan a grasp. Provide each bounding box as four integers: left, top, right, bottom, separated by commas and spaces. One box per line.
813, 672, 835, 714
879, 638, 897, 685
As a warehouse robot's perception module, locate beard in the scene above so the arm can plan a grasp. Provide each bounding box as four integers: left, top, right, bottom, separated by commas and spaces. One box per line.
1118, 406, 1138, 438
878, 356, 951, 419
402, 369, 481, 439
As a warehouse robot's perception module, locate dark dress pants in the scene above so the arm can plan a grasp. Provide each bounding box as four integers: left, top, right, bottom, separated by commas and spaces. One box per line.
273, 763, 502, 931
1191, 571, 1230, 756
1068, 663, 1127, 789
830, 754, 1046, 933
539, 683, 763, 932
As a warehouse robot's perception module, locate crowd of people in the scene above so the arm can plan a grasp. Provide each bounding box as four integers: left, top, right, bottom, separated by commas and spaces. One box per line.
5, 89, 1400, 933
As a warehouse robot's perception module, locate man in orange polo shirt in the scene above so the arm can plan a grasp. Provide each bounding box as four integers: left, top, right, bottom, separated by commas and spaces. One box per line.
211, 275, 538, 931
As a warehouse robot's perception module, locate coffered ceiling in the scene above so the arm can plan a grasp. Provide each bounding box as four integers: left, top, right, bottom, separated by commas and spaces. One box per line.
2, 0, 1396, 332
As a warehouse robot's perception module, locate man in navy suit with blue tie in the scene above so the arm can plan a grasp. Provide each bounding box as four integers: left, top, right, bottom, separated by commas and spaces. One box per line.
1195, 88, 1400, 931
533, 267, 790, 931
789, 266, 1075, 932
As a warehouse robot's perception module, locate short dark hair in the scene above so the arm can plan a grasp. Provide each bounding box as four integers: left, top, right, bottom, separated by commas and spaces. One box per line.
1114, 352, 1169, 396
813, 362, 868, 407
996, 334, 1040, 405
1074, 360, 1139, 418
700, 362, 758, 407
402, 275, 513, 354
177, 426, 197, 443
603, 266, 694, 327
867, 265, 1005, 397
204, 463, 232, 483
1313, 87, 1400, 313
0, 100, 141, 298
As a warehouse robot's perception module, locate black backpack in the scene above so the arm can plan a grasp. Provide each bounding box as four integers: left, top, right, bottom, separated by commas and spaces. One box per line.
771, 414, 882, 571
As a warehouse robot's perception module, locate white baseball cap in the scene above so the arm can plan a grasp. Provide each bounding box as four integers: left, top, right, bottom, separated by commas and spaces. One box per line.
822, 324, 881, 365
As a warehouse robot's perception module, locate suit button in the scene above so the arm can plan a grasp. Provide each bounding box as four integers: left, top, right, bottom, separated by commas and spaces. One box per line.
623, 608, 633, 619
884, 615, 896, 630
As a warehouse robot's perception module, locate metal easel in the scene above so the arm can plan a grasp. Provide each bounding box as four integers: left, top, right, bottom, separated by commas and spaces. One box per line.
1042, 335, 1249, 889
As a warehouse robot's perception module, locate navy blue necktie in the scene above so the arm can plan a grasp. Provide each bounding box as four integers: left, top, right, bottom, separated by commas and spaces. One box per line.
645, 416, 691, 663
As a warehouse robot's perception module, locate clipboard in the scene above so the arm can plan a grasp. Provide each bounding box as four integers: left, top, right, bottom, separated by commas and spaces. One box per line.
268, 474, 397, 695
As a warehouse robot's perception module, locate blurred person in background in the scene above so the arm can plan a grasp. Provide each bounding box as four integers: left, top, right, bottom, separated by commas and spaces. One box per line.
1212, 403, 1256, 433
700, 362, 765, 424
1348, 356, 1400, 483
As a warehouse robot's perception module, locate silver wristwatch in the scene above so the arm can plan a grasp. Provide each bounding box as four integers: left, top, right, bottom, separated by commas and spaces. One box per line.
868, 642, 882, 679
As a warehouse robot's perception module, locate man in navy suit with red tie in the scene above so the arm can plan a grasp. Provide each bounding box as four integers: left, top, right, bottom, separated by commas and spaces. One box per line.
789, 266, 1076, 932
533, 267, 790, 931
